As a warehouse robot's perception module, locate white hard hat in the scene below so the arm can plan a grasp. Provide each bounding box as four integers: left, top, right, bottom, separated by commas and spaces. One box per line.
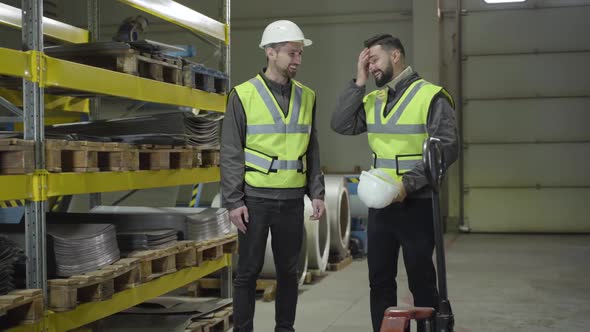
357, 169, 402, 209
259, 20, 312, 49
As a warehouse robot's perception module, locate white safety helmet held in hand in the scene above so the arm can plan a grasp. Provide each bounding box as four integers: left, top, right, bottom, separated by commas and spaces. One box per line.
259, 20, 312, 49
357, 169, 402, 209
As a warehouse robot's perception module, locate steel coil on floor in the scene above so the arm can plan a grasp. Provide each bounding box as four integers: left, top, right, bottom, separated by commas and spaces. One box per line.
325, 175, 351, 257
304, 196, 330, 272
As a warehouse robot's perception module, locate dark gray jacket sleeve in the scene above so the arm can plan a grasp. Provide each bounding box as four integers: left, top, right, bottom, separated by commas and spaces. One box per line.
331, 80, 368, 135
306, 100, 325, 200
220, 91, 246, 210
402, 95, 459, 195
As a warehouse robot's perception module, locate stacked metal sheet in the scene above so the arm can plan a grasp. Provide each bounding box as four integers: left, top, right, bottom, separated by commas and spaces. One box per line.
90, 206, 232, 241
47, 224, 120, 277
184, 113, 223, 149
0, 236, 26, 295
45, 112, 222, 148
116, 229, 178, 251
183, 208, 232, 241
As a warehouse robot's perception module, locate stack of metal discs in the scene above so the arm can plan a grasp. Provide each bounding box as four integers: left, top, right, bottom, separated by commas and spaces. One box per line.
184, 208, 232, 241
116, 229, 178, 251
48, 224, 120, 277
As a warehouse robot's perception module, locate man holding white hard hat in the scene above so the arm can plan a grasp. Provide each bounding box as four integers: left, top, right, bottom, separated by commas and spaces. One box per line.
220, 20, 325, 332
331, 34, 458, 332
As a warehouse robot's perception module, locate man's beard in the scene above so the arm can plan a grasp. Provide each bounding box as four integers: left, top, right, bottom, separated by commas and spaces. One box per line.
281, 66, 297, 79
375, 61, 394, 88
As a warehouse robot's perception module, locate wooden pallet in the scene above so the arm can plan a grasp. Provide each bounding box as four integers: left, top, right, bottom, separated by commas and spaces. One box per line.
327, 253, 353, 271
138, 52, 183, 85
49, 270, 115, 312
175, 241, 201, 269
46, 140, 139, 173
46, 140, 101, 172
48, 258, 140, 311
182, 63, 228, 94
192, 150, 203, 168
0, 289, 44, 328
197, 234, 238, 263
169, 146, 195, 169
200, 149, 220, 167
45, 139, 67, 172
0, 138, 34, 174
185, 305, 233, 332
47, 46, 183, 85
125, 245, 179, 282
137, 144, 194, 170
98, 142, 139, 171
138, 144, 171, 170
99, 258, 142, 291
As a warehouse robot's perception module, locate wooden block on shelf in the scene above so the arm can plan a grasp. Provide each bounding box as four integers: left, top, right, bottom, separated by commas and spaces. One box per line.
0, 138, 34, 175
45, 139, 68, 172
138, 145, 171, 170
175, 241, 199, 269
100, 258, 141, 291
199, 149, 220, 167
170, 147, 194, 169
125, 245, 179, 282
0, 289, 44, 326
59, 141, 100, 172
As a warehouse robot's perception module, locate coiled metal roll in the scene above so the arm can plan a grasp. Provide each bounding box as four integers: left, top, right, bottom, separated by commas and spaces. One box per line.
304, 196, 330, 272
325, 175, 351, 257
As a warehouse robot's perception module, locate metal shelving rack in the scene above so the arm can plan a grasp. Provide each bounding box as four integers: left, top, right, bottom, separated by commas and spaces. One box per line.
0, 0, 231, 330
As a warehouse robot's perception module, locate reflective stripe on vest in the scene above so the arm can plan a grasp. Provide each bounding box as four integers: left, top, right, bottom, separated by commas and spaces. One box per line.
368, 80, 428, 134
235, 74, 314, 189
365, 78, 450, 181
372, 156, 421, 171
246, 77, 311, 135
245, 149, 303, 173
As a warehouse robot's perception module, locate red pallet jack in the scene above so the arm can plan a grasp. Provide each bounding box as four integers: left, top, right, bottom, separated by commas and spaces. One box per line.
380, 137, 454, 332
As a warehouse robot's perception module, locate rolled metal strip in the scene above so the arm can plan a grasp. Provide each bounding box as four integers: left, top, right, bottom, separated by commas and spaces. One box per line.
325, 175, 351, 257
304, 196, 330, 273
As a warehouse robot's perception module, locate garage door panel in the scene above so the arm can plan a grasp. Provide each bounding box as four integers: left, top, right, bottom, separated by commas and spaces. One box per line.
463, 7, 590, 54
463, 53, 590, 99
464, 144, 589, 187
465, 188, 590, 233
463, 98, 590, 142
462, 0, 590, 11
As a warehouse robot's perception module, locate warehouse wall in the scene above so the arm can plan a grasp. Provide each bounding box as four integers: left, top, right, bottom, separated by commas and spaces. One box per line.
439, 0, 590, 232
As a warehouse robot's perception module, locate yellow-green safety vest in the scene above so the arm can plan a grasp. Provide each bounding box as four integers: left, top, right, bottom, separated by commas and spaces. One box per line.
234, 75, 315, 189
364, 78, 454, 181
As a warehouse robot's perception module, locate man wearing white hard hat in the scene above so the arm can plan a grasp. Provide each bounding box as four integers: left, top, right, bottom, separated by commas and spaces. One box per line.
220, 20, 325, 332
331, 34, 458, 332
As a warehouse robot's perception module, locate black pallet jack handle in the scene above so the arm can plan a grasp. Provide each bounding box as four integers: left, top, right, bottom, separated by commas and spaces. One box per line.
422, 137, 454, 332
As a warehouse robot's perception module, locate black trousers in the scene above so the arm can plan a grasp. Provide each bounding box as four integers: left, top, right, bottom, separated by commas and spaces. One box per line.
233, 196, 304, 332
368, 198, 438, 332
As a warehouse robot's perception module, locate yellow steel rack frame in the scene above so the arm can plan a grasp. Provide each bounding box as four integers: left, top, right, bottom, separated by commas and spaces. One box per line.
6, 254, 231, 332
0, 3, 90, 44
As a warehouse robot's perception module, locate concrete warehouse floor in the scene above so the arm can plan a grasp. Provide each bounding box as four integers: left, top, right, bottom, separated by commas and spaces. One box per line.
232, 234, 590, 332
96, 234, 590, 331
